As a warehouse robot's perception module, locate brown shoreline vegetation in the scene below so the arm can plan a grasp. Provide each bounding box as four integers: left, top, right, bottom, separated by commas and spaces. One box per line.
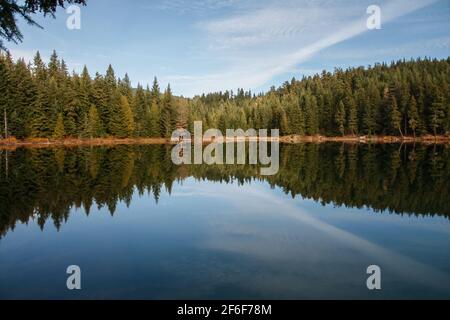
1, 134, 449, 150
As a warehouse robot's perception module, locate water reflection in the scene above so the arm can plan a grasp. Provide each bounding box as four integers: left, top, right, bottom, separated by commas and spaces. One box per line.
0, 143, 449, 238
0, 143, 450, 299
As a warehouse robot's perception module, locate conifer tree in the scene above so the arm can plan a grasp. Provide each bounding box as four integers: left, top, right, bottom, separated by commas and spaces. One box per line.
389, 95, 402, 136
160, 84, 174, 138
148, 100, 160, 138
85, 105, 103, 138
280, 109, 289, 136
132, 84, 147, 137
363, 97, 376, 136
346, 97, 358, 135
408, 96, 419, 138
305, 95, 319, 135
430, 94, 446, 137
0, 52, 11, 139
336, 101, 346, 136
48, 50, 60, 80
109, 94, 135, 138
53, 113, 65, 140
91, 73, 110, 134
32, 51, 47, 82
119, 73, 133, 102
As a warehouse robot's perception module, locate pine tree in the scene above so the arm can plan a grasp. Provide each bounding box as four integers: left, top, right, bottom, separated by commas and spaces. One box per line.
119, 95, 135, 137
429, 94, 446, 137
119, 73, 133, 102
85, 105, 103, 138
151, 77, 160, 104
305, 94, 319, 135
64, 78, 79, 137
52, 113, 65, 140
105, 64, 117, 90
28, 53, 54, 138
48, 50, 60, 80
91, 73, 110, 134
346, 97, 358, 135
160, 84, 174, 138
132, 84, 147, 137
32, 51, 47, 82
10, 59, 37, 139
336, 101, 346, 136
0, 52, 11, 139
408, 96, 419, 138
389, 95, 402, 136
285, 94, 305, 135
77, 66, 92, 130
280, 109, 289, 136
363, 97, 376, 136
147, 78, 161, 137
109, 94, 135, 138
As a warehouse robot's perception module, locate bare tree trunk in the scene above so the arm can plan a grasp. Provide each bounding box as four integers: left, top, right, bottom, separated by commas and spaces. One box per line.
398, 126, 404, 138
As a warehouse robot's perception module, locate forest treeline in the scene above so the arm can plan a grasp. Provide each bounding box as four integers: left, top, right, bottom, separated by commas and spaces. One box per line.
0, 144, 449, 237
0, 50, 449, 140
0, 50, 182, 140
189, 57, 450, 137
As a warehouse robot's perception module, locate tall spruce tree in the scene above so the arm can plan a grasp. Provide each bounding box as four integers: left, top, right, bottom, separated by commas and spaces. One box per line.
389, 95, 402, 136
430, 94, 446, 137
160, 84, 174, 138
408, 96, 419, 138
346, 96, 358, 135
336, 101, 346, 136
52, 113, 65, 140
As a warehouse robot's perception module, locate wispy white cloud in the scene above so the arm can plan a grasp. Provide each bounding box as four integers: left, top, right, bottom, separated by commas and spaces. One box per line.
153, 0, 259, 15
163, 0, 439, 96
319, 35, 450, 61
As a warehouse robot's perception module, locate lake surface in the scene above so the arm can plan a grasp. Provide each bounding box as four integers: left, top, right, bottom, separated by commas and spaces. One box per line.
0, 143, 449, 299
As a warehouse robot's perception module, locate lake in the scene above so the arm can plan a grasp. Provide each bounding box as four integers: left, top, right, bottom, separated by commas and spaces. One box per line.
0, 143, 449, 299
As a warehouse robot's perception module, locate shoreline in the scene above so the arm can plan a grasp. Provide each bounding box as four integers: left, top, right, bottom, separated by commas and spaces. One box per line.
0, 135, 449, 149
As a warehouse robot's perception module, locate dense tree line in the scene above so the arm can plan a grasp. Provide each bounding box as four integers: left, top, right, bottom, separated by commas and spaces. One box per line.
0, 143, 449, 237
0, 50, 179, 139
1, 51, 449, 140
188, 57, 450, 137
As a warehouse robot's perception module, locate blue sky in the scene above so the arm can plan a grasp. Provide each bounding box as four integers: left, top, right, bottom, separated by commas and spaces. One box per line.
8, 0, 450, 97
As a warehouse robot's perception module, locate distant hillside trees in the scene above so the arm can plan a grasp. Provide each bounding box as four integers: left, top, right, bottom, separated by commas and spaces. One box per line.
188, 57, 450, 138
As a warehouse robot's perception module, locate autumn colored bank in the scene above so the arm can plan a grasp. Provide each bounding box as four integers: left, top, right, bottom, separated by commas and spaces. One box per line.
1, 135, 449, 149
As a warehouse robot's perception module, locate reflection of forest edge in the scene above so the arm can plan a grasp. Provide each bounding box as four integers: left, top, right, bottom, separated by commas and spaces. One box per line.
0, 143, 449, 237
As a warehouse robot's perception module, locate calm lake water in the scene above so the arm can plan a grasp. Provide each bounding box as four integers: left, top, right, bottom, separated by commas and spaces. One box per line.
0, 143, 449, 299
